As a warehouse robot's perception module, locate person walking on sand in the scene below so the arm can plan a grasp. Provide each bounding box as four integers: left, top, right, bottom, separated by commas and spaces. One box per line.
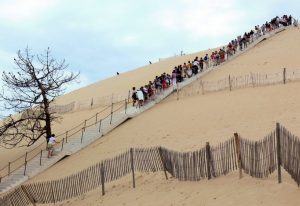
47, 134, 59, 158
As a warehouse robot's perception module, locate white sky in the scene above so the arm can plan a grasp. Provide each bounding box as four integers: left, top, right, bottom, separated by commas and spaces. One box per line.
0, 0, 298, 92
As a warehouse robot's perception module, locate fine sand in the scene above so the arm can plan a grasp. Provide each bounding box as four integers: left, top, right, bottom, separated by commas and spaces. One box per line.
47, 171, 300, 206
2, 26, 300, 205
0, 47, 217, 170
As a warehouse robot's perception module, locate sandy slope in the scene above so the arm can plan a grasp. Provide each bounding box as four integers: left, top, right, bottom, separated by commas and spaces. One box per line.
47, 171, 300, 206
29, 81, 300, 182
0, 47, 217, 170
201, 27, 300, 81
29, 26, 300, 177
54, 47, 218, 105
3, 26, 300, 205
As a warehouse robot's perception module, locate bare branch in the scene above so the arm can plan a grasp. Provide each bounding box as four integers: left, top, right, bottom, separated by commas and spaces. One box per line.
0, 47, 79, 147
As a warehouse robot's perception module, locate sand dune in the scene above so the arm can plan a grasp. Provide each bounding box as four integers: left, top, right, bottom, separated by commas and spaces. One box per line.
0, 47, 217, 170
201, 27, 300, 81
48, 171, 300, 206
29, 81, 300, 181
54, 48, 218, 105
2, 26, 300, 205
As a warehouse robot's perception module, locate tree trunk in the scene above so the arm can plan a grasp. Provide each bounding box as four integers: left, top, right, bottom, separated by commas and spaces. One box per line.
43, 95, 51, 143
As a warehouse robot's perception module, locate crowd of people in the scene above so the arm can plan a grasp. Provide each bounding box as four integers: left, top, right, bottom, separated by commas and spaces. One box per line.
226, 15, 296, 57
131, 15, 296, 108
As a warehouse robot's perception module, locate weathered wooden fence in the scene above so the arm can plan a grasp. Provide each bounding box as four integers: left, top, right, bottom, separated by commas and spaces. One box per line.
2, 123, 300, 205
240, 131, 277, 178
161, 147, 208, 181
210, 138, 238, 178
49, 101, 75, 114
177, 68, 300, 97
280, 126, 300, 186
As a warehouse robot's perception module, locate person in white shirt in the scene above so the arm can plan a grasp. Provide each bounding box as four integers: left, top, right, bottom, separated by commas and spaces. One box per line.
192, 60, 199, 75
47, 134, 59, 158
136, 89, 144, 107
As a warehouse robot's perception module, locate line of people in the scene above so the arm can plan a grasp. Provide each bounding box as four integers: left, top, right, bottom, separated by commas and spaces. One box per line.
226, 15, 296, 57
131, 15, 296, 108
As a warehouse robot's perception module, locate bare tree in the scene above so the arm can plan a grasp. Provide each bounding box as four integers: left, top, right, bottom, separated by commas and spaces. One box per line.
0, 47, 79, 148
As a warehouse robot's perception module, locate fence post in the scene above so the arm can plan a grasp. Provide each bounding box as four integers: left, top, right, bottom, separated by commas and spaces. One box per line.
98, 120, 102, 134
276, 122, 282, 184
8, 162, 11, 176
205, 142, 212, 180
234, 133, 243, 179
283, 68, 286, 84
95, 113, 98, 125
251, 72, 255, 87
110, 103, 114, 125
81, 128, 84, 143
40, 150, 43, 166
127, 90, 131, 103
21, 185, 36, 206
125, 99, 128, 114
83, 120, 87, 132
111, 93, 114, 104
229, 75, 232, 91
24, 152, 28, 176
65, 131, 68, 143
61, 138, 65, 151
158, 147, 168, 180
130, 148, 136, 188
100, 162, 105, 196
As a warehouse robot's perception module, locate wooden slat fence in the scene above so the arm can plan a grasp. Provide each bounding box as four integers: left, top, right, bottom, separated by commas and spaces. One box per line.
22, 163, 103, 204
76, 93, 128, 110
239, 131, 277, 178
3, 124, 300, 204
210, 137, 237, 177
103, 150, 131, 183
49, 101, 75, 114
160, 147, 208, 181
134, 147, 164, 172
177, 69, 300, 98
280, 125, 300, 186
0, 186, 31, 206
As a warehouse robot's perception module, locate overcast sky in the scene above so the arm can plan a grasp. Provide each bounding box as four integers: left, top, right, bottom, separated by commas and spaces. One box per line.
0, 0, 299, 92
